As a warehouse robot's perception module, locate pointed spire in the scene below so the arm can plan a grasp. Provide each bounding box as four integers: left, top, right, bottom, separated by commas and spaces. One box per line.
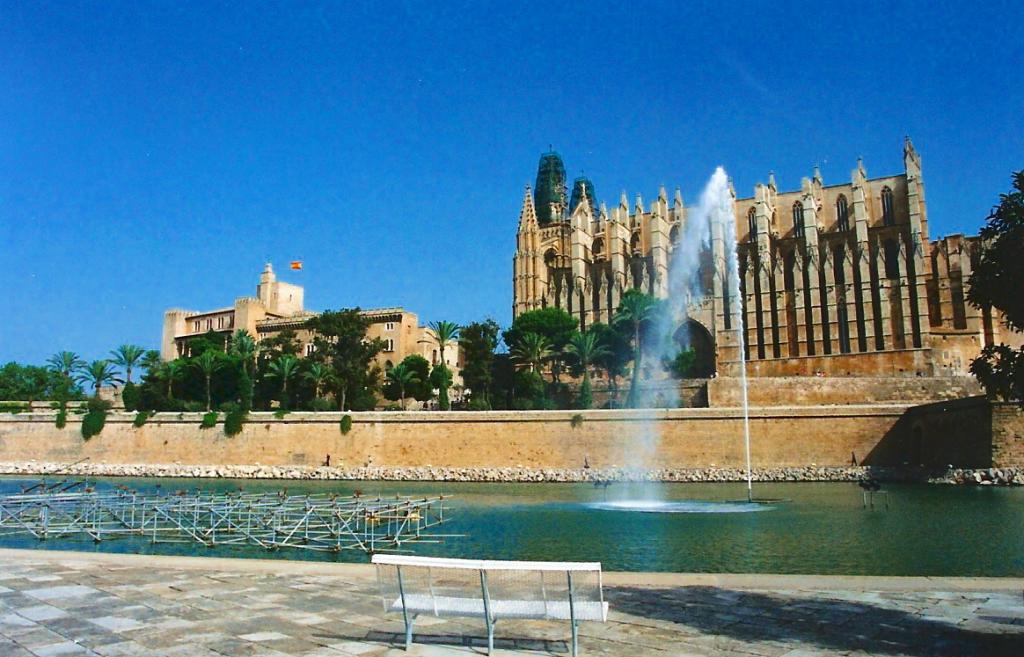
813, 165, 823, 185
634, 193, 644, 215
903, 135, 921, 172
768, 171, 777, 190
658, 185, 668, 202
599, 201, 609, 221
619, 191, 628, 212
673, 187, 683, 210
518, 184, 538, 229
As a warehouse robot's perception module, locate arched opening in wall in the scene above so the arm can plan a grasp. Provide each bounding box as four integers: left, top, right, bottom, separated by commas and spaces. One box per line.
850, 245, 868, 352
836, 195, 850, 232
753, 258, 766, 360
544, 248, 558, 268
883, 238, 907, 348
739, 253, 750, 360
590, 267, 603, 324
669, 224, 680, 248
905, 246, 924, 347
951, 263, 968, 330
881, 187, 895, 226
833, 244, 851, 353
630, 232, 641, 254
747, 208, 757, 242
673, 319, 716, 378
591, 238, 605, 259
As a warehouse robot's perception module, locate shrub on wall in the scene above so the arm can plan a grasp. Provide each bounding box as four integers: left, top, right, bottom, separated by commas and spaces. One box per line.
224, 409, 247, 436
132, 410, 151, 428
340, 414, 352, 435
55, 408, 67, 429
81, 398, 112, 440
309, 397, 334, 412
273, 408, 289, 419
121, 381, 139, 412
0, 401, 29, 414
570, 413, 585, 429
200, 411, 218, 429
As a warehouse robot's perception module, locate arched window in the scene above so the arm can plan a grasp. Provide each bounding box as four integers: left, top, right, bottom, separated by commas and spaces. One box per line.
836, 195, 849, 232
881, 187, 895, 226
630, 232, 641, 253
792, 201, 805, 238
591, 238, 605, 258
747, 207, 757, 242
669, 225, 679, 244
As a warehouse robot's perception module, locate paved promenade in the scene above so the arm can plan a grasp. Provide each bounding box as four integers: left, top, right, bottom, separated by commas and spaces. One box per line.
0, 550, 1021, 657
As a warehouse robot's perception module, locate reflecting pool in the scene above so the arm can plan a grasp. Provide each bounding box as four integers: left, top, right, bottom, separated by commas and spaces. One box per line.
2, 476, 1021, 576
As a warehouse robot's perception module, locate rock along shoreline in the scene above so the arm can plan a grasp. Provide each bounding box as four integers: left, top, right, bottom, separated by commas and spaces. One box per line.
0, 461, 1020, 486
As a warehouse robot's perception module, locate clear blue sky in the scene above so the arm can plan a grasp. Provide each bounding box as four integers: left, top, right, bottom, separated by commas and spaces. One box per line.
2, 1, 1021, 364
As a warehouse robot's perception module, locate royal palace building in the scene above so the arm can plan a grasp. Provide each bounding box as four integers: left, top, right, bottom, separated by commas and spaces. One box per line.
512, 139, 1019, 378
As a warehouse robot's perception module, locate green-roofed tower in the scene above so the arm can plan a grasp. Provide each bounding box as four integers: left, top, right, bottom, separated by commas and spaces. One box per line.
534, 151, 567, 225
569, 176, 598, 217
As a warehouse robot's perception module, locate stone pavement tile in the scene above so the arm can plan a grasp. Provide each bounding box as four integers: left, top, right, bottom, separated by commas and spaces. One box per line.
239, 632, 293, 642
326, 641, 385, 655
19, 604, 70, 622
87, 616, 147, 632
29, 640, 95, 656
24, 586, 99, 602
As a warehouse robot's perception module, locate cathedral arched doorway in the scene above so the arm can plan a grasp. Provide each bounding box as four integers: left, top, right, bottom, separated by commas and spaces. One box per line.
672, 319, 716, 378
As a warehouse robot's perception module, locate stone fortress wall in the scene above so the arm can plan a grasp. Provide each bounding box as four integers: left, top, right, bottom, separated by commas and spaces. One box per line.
1, 399, 1020, 476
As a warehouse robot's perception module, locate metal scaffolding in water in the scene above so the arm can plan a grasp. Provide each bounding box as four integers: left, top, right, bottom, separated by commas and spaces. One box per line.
0, 481, 453, 553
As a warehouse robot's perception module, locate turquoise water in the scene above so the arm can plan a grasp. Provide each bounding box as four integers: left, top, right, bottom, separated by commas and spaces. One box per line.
2, 476, 1022, 576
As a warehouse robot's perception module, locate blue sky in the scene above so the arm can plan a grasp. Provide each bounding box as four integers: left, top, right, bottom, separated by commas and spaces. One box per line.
2, 0, 1022, 364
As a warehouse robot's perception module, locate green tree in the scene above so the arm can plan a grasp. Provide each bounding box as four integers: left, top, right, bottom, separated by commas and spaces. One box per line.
230, 331, 258, 410
459, 319, 500, 408
384, 362, 420, 410
140, 350, 162, 375
614, 289, 659, 407
565, 330, 610, 409
0, 363, 80, 402
510, 332, 552, 373
266, 355, 301, 410
305, 309, 384, 411
503, 307, 577, 382
968, 171, 1024, 400
383, 355, 432, 403
589, 322, 631, 408
192, 352, 226, 411
430, 363, 454, 411
110, 344, 146, 384
158, 360, 187, 400
76, 360, 121, 398
302, 362, 334, 401
46, 351, 85, 379
427, 321, 460, 409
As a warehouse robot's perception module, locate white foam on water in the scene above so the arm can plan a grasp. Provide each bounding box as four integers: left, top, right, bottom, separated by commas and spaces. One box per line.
588, 500, 771, 514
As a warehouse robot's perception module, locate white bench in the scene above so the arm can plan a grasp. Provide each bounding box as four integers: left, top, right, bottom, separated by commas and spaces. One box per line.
373, 554, 608, 656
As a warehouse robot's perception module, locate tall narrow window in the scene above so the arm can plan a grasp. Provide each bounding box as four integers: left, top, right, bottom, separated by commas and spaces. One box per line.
836, 195, 849, 231
747, 207, 757, 242
881, 187, 895, 226
793, 201, 805, 238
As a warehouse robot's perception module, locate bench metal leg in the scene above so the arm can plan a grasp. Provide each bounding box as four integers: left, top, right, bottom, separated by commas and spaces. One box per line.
485, 617, 495, 655
571, 620, 579, 657
404, 614, 416, 650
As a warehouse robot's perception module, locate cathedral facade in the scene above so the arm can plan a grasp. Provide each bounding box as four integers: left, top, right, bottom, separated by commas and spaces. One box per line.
512, 139, 1016, 377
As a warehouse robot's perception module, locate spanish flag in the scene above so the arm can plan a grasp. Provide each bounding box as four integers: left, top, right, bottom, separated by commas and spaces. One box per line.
290, 261, 303, 270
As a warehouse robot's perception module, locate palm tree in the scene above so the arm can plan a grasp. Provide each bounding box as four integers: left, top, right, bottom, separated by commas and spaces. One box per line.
140, 350, 162, 375
46, 351, 84, 379
510, 332, 552, 373
266, 355, 301, 410
76, 360, 121, 398
613, 290, 658, 407
385, 363, 420, 410
158, 360, 186, 400
110, 344, 146, 384
303, 362, 334, 400
427, 321, 460, 367
565, 330, 610, 409
230, 330, 258, 375
192, 352, 226, 411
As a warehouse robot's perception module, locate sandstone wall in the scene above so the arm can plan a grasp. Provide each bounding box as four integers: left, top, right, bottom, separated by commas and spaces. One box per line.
707, 376, 981, 407
992, 402, 1024, 467
0, 406, 927, 471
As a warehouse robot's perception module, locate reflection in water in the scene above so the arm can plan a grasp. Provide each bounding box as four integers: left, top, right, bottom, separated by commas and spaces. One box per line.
588, 500, 771, 513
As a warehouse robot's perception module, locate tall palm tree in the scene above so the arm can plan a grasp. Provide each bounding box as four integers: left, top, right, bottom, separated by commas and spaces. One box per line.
110, 344, 146, 384
613, 291, 658, 407
427, 321, 460, 367
266, 355, 301, 410
385, 363, 420, 410
158, 360, 186, 400
510, 332, 552, 373
76, 360, 121, 398
565, 330, 610, 409
46, 351, 84, 379
192, 352, 226, 411
303, 362, 334, 400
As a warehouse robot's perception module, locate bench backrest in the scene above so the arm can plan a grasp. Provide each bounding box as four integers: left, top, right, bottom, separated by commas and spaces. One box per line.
372, 554, 605, 621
